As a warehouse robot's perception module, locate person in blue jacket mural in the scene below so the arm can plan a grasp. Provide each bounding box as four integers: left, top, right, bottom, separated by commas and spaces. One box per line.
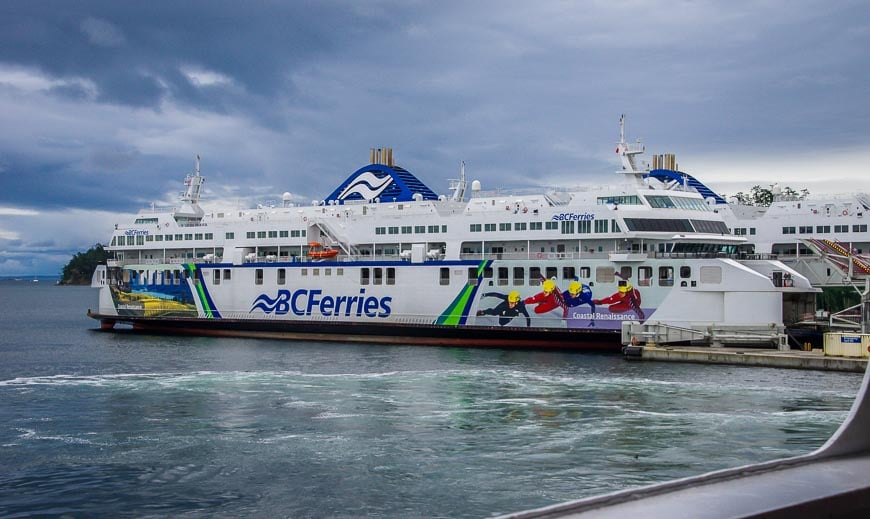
476, 290, 531, 327
562, 279, 596, 320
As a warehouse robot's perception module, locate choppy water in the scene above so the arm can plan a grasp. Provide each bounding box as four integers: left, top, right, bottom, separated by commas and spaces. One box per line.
0, 281, 863, 518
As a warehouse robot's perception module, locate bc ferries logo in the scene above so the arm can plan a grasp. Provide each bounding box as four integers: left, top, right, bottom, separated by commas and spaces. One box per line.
551, 212, 595, 221
337, 172, 393, 201
251, 288, 392, 318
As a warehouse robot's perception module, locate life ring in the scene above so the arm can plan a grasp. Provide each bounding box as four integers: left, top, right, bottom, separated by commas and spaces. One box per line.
843, 210, 848, 216
812, 209, 817, 214
536, 252, 543, 259
505, 206, 510, 210
303, 217, 308, 222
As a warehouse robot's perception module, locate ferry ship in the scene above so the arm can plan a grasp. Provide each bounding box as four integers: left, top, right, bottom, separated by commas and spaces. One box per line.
89, 117, 817, 349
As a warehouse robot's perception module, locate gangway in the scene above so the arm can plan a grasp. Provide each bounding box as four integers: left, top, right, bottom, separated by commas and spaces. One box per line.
804, 238, 870, 277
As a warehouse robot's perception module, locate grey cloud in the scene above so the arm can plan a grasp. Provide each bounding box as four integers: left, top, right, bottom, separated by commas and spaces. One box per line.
80, 16, 125, 47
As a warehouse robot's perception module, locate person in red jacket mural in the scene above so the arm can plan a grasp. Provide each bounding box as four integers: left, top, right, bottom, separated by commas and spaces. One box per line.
593, 279, 645, 320
524, 279, 564, 314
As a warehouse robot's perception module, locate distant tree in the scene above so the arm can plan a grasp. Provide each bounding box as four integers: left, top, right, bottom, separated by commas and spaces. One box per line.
59, 244, 110, 285
729, 185, 809, 206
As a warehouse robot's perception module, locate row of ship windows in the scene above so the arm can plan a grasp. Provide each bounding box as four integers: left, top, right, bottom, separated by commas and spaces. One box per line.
375, 225, 447, 235
595, 194, 711, 211
470, 221, 606, 233
782, 224, 868, 235
115, 233, 216, 246
234, 264, 713, 288
129, 263, 722, 289
468, 219, 728, 235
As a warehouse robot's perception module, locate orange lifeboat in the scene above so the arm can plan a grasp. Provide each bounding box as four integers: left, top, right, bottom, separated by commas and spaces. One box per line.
307, 242, 339, 259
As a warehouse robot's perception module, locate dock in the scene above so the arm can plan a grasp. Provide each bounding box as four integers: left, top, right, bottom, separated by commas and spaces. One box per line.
624, 345, 867, 373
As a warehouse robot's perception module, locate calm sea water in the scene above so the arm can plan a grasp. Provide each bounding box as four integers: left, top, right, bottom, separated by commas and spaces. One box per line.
0, 281, 863, 518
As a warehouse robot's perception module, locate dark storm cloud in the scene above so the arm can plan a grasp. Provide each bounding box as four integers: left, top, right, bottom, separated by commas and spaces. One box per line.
0, 0, 378, 113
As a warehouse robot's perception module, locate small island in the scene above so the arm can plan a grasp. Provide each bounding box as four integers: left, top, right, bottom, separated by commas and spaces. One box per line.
59, 244, 110, 285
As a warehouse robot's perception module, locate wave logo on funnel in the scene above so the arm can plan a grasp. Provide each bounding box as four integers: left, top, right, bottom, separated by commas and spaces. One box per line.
337, 172, 393, 201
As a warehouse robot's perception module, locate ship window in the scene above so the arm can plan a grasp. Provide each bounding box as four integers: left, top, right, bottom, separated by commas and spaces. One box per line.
267, 230, 277, 238
361, 268, 370, 285
680, 266, 691, 278
562, 266, 575, 280
577, 220, 591, 233
205, 233, 213, 240
498, 267, 509, 286
246, 232, 255, 239
278, 230, 288, 238
468, 268, 478, 286
659, 266, 674, 286
782, 227, 796, 234
594, 220, 609, 233
373, 268, 383, 285
700, 266, 722, 284
213, 269, 220, 285
255, 269, 263, 285
854, 224, 868, 232
638, 266, 653, 286
164, 234, 173, 241
596, 267, 614, 284
383, 267, 394, 285
111, 236, 117, 246
483, 267, 493, 279
174, 270, 181, 284
313, 268, 320, 276
546, 267, 557, 279
645, 195, 676, 208
691, 220, 729, 233
561, 221, 575, 234
389, 227, 399, 234
530, 222, 542, 230
529, 267, 542, 285
579, 267, 591, 279
183, 269, 190, 280
325, 268, 332, 276
440, 267, 450, 285
484, 223, 496, 232
145, 235, 154, 242
155, 235, 163, 242
402, 226, 412, 234
175, 234, 183, 240
301, 268, 308, 276
545, 221, 558, 230
194, 233, 202, 240
428, 225, 440, 233
185, 234, 193, 240
257, 231, 267, 239
513, 267, 524, 286
223, 269, 231, 281
612, 220, 620, 232
277, 268, 286, 285
620, 266, 632, 280
515, 222, 527, 231
415, 226, 425, 233
337, 268, 343, 276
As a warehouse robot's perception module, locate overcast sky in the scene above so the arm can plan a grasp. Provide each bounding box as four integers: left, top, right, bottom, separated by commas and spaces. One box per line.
1, 0, 869, 276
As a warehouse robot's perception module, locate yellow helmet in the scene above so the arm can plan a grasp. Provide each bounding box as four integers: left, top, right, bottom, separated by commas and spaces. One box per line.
508, 291, 521, 303
568, 280, 582, 296
618, 281, 633, 293
542, 279, 556, 293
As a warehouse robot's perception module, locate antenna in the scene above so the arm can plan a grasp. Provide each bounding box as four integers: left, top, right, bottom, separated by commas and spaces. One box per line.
450, 160, 468, 202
